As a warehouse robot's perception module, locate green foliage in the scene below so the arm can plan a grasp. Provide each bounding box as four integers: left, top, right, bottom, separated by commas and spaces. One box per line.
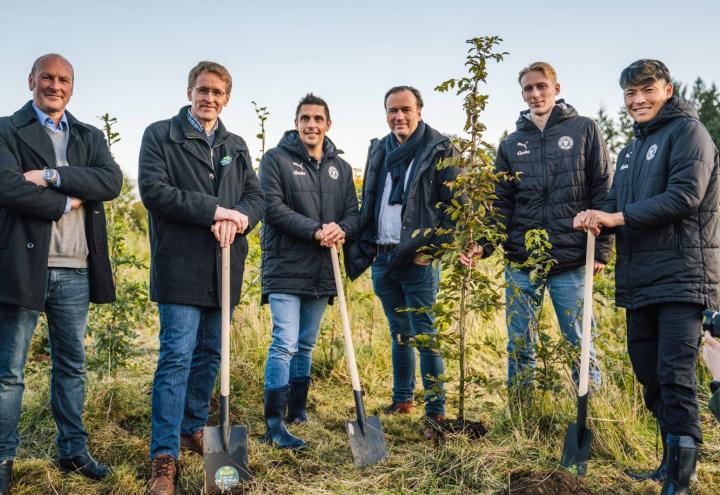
86, 114, 150, 376
251, 100, 270, 164
429, 36, 509, 420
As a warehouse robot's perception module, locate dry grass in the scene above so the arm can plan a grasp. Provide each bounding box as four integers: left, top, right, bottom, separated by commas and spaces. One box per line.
11, 266, 720, 494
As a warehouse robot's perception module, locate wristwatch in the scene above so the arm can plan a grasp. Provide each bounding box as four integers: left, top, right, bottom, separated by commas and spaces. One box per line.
42, 167, 58, 186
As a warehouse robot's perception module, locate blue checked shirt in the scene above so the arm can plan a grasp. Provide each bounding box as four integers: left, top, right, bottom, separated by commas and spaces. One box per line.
32, 103, 71, 212
187, 109, 218, 146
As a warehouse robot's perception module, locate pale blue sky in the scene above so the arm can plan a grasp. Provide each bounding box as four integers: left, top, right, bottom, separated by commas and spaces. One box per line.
1, 0, 718, 181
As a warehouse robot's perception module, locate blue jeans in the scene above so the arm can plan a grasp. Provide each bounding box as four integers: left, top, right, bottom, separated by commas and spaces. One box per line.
371, 251, 445, 415
150, 304, 223, 460
264, 294, 329, 391
0, 268, 90, 460
504, 265, 601, 389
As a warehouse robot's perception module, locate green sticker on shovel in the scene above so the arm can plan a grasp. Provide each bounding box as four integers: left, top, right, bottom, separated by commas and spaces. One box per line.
215, 465, 240, 489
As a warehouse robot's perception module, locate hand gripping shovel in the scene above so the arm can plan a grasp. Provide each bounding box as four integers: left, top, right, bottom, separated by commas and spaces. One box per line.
330, 245, 388, 468
560, 231, 595, 476
204, 246, 250, 493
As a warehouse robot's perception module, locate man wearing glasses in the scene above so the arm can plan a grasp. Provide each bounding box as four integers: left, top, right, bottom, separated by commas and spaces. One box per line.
139, 61, 264, 495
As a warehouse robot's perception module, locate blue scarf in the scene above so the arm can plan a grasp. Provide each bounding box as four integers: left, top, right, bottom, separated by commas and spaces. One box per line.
384, 121, 427, 205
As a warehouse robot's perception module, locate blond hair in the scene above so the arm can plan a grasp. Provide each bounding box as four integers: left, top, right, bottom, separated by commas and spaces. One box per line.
518, 62, 557, 86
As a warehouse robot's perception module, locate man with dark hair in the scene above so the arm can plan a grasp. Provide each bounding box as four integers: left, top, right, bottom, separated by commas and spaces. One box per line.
481, 61, 612, 390
345, 85, 458, 440
576, 59, 720, 494
259, 93, 359, 449
139, 60, 264, 494
0, 53, 123, 494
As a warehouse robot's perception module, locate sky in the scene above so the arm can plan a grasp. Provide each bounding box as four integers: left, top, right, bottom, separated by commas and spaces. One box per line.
1, 0, 718, 182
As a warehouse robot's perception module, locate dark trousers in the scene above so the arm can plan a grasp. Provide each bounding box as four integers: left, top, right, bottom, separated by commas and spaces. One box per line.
626, 302, 703, 442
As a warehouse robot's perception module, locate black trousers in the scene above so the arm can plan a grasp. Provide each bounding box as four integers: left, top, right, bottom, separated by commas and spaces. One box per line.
626, 302, 703, 442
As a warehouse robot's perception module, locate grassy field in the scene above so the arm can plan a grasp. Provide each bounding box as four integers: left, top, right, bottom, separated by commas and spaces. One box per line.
9, 246, 720, 494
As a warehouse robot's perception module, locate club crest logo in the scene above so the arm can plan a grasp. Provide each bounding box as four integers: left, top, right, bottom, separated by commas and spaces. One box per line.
558, 136, 574, 151
219, 155, 232, 167
328, 165, 339, 180
646, 144, 658, 161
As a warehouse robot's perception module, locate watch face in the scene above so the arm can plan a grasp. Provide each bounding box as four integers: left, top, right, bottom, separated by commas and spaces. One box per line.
43, 168, 56, 183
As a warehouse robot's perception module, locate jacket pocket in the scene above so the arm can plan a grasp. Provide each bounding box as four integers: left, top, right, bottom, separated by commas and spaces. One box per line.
0, 209, 15, 250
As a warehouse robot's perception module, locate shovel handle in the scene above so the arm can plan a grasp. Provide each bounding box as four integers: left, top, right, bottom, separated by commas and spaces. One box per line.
221, 246, 230, 397
578, 232, 595, 397
330, 245, 362, 392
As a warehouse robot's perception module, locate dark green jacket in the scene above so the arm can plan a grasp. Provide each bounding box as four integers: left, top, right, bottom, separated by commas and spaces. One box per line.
139, 106, 264, 307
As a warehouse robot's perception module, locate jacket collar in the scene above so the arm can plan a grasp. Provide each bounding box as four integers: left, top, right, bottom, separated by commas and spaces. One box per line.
169, 105, 233, 147
11, 101, 93, 168
633, 96, 699, 139
515, 99, 578, 132
277, 129, 341, 162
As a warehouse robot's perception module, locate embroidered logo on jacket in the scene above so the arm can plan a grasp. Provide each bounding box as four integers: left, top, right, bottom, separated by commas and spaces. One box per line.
292, 161, 306, 176
646, 144, 658, 161
220, 155, 232, 166
516, 141, 530, 156
328, 166, 339, 180
558, 136, 574, 150
619, 151, 632, 171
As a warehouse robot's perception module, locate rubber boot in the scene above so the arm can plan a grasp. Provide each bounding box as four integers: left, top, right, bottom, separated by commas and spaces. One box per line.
262, 388, 306, 449
660, 434, 697, 495
286, 377, 311, 424
0, 460, 11, 495
628, 429, 668, 482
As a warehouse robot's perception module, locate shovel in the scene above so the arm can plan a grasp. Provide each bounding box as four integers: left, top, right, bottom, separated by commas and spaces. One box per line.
204, 246, 250, 493
560, 231, 595, 476
330, 245, 389, 468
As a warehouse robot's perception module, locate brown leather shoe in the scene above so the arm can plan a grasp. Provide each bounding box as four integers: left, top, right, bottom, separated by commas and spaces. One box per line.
383, 400, 414, 415
180, 430, 204, 455
150, 454, 178, 495
423, 414, 445, 441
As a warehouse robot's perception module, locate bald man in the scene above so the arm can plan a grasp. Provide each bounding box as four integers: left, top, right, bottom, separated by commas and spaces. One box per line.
0, 53, 122, 493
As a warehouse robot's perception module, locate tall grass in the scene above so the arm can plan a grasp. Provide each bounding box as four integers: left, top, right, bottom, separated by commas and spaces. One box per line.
11, 234, 720, 494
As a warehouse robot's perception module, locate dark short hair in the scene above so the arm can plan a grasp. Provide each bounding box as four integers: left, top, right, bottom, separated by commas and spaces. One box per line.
384, 86, 424, 110
295, 93, 331, 121
619, 59, 672, 89
187, 61, 232, 95
30, 53, 74, 81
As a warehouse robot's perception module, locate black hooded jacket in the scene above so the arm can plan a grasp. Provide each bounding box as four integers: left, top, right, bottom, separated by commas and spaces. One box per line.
604, 97, 720, 309
490, 100, 613, 272
259, 131, 359, 302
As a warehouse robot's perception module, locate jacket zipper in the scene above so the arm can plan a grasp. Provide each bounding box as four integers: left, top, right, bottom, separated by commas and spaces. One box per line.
540, 130, 548, 228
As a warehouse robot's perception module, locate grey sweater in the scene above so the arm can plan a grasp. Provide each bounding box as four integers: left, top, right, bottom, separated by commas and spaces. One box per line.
45, 127, 88, 268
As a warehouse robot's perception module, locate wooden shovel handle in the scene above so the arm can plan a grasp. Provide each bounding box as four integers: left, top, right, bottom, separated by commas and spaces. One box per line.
330, 245, 362, 392
221, 246, 230, 397
578, 232, 595, 397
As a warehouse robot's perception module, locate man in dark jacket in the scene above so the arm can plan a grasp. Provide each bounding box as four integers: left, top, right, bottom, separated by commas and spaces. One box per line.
489, 62, 612, 390
259, 94, 359, 449
139, 61, 263, 494
345, 86, 459, 439
0, 53, 122, 494
576, 59, 720, 494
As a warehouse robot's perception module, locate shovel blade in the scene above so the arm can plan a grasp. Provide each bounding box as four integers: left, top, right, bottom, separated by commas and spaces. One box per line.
560, 422, 592, 476
203, 425, 250, 493
346, 415, 388, 468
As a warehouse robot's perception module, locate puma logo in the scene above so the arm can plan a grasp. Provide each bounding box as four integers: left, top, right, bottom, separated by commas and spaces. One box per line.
517, 141, 529, 149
